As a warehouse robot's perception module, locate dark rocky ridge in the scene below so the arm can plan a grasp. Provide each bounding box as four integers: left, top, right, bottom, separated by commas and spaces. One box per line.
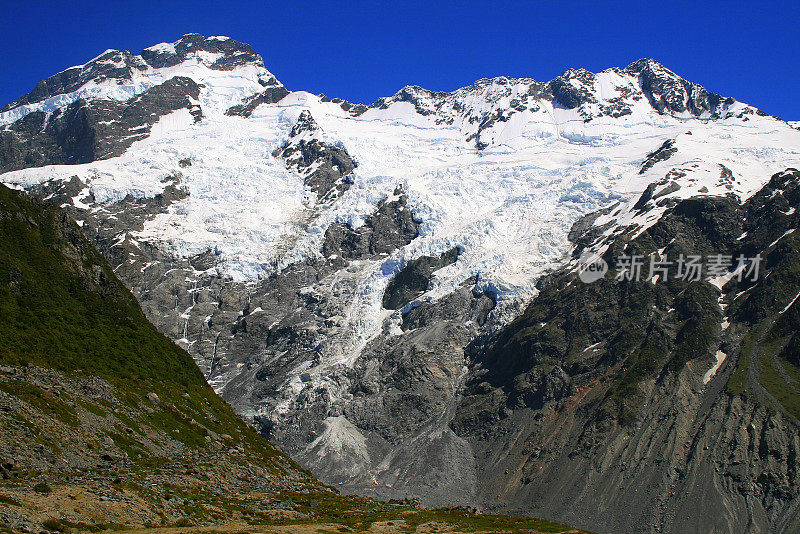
140, 33, 263, 71
1, 76, 202, 173
639, 138, 678, 174
451, 169, 800, 533
382, 247, 460, 309
625, 58, 729, 116
273, 110, 357, 202
548, 69, 599, 110
225, 85, 291, 117
2, 34, 267, 112
322, 187, 421, 259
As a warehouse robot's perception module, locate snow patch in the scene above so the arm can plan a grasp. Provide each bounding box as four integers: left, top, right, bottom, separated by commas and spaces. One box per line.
703, 350, 728, 384
781, 291, 800, 314
144, 42, 176, 54
769, 228, 796, 248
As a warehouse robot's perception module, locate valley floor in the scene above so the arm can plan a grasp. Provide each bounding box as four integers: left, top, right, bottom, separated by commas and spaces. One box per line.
0, 477, 585, 534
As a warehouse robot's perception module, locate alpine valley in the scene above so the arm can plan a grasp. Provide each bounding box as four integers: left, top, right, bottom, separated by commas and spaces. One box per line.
2, 33, 800, 534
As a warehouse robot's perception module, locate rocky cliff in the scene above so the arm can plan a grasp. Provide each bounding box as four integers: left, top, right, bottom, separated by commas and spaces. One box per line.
455, 169, 800, 533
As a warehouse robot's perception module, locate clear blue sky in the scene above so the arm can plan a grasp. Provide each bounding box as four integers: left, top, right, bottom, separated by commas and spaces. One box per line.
2, 0, 799, 119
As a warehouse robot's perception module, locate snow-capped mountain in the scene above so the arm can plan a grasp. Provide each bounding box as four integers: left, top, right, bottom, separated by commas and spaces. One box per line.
2, 33, 800, 533
3, 34, 795, 303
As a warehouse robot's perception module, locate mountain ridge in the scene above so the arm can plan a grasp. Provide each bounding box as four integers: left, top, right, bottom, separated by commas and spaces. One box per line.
1, 33, 757, 128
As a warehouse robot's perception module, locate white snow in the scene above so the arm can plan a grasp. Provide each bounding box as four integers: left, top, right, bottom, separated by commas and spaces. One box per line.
145, 42, 177, 54
2, 49, 800, 390
708, 263, 746, 290
703, 350, 728, 384
781, 291, 800, 314
768, 228, 796, 248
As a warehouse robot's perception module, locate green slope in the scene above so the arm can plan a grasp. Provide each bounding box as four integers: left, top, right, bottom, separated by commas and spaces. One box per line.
0, 181, 203, 385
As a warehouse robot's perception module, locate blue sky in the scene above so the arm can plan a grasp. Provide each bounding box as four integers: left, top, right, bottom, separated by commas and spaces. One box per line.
2, 0, 799, 119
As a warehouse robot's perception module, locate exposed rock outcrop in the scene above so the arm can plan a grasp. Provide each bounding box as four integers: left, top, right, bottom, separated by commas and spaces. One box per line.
452, 169, 800, 533
383, 247, 460, 309
273, 110, 357, 202
1, 76, 201, 172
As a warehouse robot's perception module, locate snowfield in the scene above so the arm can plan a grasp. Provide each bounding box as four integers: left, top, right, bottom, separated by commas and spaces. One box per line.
3, 41, 800, 372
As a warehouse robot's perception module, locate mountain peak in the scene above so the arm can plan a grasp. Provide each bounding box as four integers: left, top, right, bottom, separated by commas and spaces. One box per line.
141, 33, 264, 70
1, 33, 268, 114
624, 57, 668, 72
623, 57, 727, 116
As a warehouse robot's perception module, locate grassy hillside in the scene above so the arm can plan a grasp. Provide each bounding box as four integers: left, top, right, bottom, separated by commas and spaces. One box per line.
0, 181, 204, 385
0, 180, 289, 459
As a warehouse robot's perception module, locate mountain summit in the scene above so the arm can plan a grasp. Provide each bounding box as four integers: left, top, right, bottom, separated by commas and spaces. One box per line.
2, 34, 274, 112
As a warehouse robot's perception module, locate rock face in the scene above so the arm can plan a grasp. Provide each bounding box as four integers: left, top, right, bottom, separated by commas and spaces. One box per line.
639, 138, 678, 174
625, 58, 728, 116
2, 34, 800, 534
225, 85, 291, 117
454, 169, 800, 533
383, 247, 460, 309
1, 76, 202, 173
274, 110, 357, 201
322, 188, 420, 259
